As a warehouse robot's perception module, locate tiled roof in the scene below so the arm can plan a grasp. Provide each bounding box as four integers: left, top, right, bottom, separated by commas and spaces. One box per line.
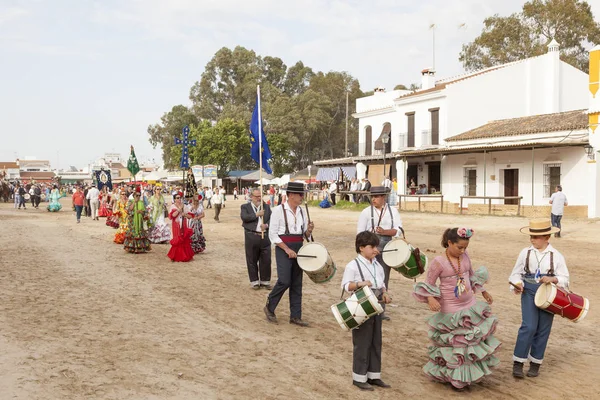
0, 162, 19, 169
19, 171, 56, 180
446, 109, 588, 142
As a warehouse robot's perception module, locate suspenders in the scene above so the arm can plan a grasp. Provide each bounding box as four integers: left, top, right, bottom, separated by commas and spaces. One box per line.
371, 204, 393, 231
524, 249, 555, 276
281, 205, 304, 236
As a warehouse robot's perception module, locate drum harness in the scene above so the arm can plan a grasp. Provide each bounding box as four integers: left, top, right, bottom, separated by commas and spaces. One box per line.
370, 204, 405, 241
339, 259, 383, 301
523, 249, 554, 284
280, 205, 306, 244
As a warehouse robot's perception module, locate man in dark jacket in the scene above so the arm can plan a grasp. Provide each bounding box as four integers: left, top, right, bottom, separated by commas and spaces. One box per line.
240, 188, 272, 289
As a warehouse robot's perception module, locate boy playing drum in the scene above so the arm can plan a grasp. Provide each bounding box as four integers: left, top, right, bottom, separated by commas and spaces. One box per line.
341, 231, 392, 391
509, 219, 570, 378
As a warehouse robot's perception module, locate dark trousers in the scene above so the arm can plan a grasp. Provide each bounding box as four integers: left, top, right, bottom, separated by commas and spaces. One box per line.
32, 195, 40, 208
75, 205, 83, 221
513, 276, 555, 363
330, 193, 336, 205
214, 204, 222, 220
551, 213, 562, 236
377, 236, 393, 289
352, 314, 383, 382
244, 231, 272, 284
267, 243, 304, 319
18, 196, 26, 208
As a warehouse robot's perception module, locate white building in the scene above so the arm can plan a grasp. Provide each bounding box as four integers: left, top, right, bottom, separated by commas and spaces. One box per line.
316, 40, 599, 217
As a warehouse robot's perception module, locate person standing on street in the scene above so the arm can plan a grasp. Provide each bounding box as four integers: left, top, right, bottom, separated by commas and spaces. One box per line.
87, 184, 101, 220
549, 185, 568, 238
212, 187, 223, 222
241, 188, 272, 290
72, 186, 86, 223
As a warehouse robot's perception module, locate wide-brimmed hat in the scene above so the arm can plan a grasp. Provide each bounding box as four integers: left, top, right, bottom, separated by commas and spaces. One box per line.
519, 219, 560, 235
369, 186, 391, 196
284, 181, 307, 194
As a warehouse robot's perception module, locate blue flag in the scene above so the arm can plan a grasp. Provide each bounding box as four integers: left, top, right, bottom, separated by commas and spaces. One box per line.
249, 96, 272, 174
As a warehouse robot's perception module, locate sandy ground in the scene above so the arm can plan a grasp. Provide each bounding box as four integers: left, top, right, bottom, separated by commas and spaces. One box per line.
0, 196, 599, 400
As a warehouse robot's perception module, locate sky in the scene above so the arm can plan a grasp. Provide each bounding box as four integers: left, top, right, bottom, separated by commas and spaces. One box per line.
2, 0, 600, 170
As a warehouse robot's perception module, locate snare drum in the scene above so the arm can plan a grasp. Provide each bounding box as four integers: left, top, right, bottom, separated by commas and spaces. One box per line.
382, 239, 428, 279
534, 282, 589, 323
331, 286, 384, 331
24, 193, 31, 200
297, 242, 336, 284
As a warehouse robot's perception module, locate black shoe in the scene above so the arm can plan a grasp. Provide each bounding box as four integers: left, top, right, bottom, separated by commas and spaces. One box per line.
261, 284, 272, 290
352, 381, 374, 391
289, 317, 309, 327
252, 285, 260, 290
263, 305, 277, 323
513, 361, 524, 378
527, 362, 541, 377
367, 379, 391, 388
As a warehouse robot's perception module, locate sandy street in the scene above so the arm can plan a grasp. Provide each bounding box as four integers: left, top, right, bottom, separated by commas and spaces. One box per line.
0, 197, 598, 400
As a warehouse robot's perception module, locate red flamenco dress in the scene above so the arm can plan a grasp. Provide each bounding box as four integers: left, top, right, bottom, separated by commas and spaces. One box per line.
98, 193, 111, 217
167, 204, 194, 262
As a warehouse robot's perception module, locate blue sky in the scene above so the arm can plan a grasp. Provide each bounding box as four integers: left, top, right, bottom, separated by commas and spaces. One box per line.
2, 0, 600, 170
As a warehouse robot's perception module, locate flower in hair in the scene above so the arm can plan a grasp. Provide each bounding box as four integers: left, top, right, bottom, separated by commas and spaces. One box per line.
457, 227, 474, 238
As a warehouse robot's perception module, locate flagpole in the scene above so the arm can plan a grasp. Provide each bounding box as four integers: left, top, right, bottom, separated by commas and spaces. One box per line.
257, 85, 264, 239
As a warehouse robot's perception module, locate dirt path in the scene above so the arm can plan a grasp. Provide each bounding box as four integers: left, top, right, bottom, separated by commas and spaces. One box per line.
0, 198, 598, 399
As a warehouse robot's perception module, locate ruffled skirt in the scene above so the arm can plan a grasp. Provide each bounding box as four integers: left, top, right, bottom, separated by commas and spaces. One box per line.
148, 220, 171, 243
124, 232, 151, 253
190, 221, 206, 254
98, 203, 110, 217
423, 301, 500, 389
47, 202, 62, 212
167, 228, 194, 262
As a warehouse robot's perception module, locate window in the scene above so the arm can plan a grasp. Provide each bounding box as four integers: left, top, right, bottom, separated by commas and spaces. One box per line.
365, 126, 372, 156
429, 108, 439, 145
406, 112, 415, 147
463, 167, 476, 196
544, 163, 561, 197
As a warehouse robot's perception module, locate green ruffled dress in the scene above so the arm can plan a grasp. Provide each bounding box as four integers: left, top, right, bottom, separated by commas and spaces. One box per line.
413, 254, 500, 389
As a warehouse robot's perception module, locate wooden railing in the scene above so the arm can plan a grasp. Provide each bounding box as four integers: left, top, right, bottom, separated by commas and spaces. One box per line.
398, 194, 444, 212
460, 196, 523, 216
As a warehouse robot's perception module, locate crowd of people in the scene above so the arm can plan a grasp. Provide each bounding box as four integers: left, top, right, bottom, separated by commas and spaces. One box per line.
7, 174, 574, 393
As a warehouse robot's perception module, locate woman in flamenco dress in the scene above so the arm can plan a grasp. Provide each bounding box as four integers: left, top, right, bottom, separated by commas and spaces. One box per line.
98, 187, 111, 217
147, 186, 171, 244
106, 188, 120, 228
188, 194, 206, 254
167, 191, 194, 262
46, 185, 63, 212
123, 187, 152, 253
113, 191, 129, 244
413, 227, 500, 391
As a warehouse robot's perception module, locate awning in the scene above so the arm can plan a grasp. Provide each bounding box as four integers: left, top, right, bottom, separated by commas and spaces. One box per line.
340, 166, 356, 179
374, 123, 391, 151
316, 167, 339, 182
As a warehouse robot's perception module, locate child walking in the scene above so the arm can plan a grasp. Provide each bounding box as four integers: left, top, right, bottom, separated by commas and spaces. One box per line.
509, 219, 569, 378
341, 231, 392, 391
413, 227, 500, 390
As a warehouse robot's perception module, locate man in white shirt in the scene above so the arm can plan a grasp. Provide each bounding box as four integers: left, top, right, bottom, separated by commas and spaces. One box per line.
549, 185, 567, 238
357, 186, 403, 320
212, 187, 223, 222
328, 181, 337, 205
264, 182, 314, 327
86, 184, 101, 220
205, 187, 213, 208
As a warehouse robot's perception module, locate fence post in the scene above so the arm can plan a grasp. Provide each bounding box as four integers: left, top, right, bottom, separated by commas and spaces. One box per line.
488, 198, 492, 215
460, 197, 463, 214
418, 196, 421, 212
440, 195, 443, 213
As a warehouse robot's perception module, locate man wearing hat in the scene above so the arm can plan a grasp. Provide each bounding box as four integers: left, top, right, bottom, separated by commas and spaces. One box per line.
357, 186, 403, 320
264, 181, 314, 326
87, 183, 101, 220
241, 188, 272, 290
509, 219, 569, 378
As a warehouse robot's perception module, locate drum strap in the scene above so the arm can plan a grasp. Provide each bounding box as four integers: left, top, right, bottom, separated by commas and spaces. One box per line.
524, 249, 555, 275
282, 205, 304, 236
340, 259, 367, 300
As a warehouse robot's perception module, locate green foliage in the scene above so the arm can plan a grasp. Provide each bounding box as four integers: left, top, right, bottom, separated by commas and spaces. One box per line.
151, 45, 366, 173
460, 0, 600, 73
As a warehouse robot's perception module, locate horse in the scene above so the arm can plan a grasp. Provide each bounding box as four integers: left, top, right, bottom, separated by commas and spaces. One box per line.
0, 180, 10, 202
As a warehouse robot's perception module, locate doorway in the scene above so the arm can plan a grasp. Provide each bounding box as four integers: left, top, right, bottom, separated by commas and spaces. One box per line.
407, 164, 418, 193
427, 162, 441, 193
503, 169, 519, 204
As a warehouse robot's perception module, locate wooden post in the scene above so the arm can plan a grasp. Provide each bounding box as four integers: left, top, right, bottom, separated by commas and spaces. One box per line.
460, 196, 463, 214
418, 196, 421, 212
488, 197, 492, 215
518, 197, 521, 216
440, 195, 443, 213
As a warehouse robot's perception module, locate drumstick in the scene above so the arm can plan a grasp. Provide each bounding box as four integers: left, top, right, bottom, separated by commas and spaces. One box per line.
509, 281, 522, 290
304, 200, 315, 242
297, 254, 317, 258
381, 249, 397, 253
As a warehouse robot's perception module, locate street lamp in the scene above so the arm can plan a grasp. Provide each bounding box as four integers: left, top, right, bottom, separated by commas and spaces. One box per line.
382, 132, 390, 185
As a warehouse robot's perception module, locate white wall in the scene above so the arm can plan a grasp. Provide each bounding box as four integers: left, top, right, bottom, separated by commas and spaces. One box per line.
440, 147, 588, 206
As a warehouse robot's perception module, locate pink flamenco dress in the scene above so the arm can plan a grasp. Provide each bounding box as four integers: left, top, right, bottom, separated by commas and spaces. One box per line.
98, 193, 111, 217
412, 253, 500, 389
167, 204, 194, 262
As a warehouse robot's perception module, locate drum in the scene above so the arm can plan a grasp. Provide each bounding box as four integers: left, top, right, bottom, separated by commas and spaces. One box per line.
331, 286, 384, 331
534, 282, 590, 323
23, 193, 31, 200
382, 239, 428, 279
297, 242, 336, 284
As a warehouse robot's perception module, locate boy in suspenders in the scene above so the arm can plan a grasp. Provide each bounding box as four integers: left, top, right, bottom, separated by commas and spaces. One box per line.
509, 219, 570, 378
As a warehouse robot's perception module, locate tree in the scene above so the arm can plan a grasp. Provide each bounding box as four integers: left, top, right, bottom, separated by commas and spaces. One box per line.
393, 84, 409, 90
459, 0, 600, 72
147, 105, 199, 169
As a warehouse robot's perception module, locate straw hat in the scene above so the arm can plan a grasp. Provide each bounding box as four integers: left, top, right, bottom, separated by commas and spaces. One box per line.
519, 219, 560, 235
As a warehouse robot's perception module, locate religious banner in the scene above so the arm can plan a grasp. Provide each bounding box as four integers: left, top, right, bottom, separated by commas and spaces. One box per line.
95, 169, 113, 191
127, 145, 140, 178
